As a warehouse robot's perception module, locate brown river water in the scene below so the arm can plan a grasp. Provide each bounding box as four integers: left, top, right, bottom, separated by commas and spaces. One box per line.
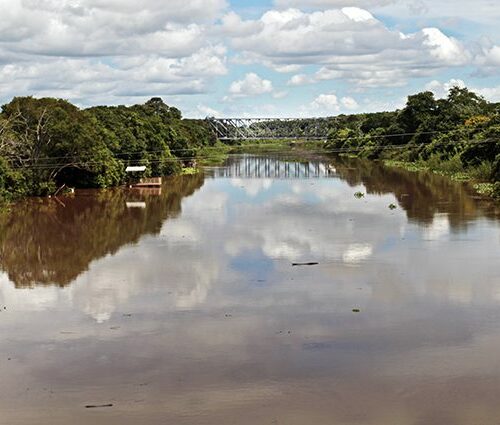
1, 155, 500, 425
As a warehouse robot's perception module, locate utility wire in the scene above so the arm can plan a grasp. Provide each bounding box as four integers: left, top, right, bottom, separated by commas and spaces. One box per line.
8, 137, 499, 170
0, 126, 479, 163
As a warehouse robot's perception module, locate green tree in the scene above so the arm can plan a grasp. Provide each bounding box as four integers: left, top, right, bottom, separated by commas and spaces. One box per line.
397, 91, 438, 144
2, 97, 123, 194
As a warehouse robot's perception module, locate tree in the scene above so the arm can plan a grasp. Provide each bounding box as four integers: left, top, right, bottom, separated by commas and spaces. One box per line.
2, 97, 122, 194
437, 86, 488, 129
143, 97, 182, 120
397, 91, 438, 143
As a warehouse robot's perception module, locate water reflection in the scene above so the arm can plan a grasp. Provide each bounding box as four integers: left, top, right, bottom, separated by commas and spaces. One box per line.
0, 174, 204, 287
1, 155, 500, 425
333, 157, 500, 227
1, 155, 498, 290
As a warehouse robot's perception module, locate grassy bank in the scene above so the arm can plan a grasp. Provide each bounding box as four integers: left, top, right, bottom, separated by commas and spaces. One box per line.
193, 139, 327, 167
195, 142, 231, 166
383, 159, 500, 199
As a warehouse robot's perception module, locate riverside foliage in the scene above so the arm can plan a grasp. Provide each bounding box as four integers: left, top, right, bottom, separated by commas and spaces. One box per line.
1, 87, 499, 202
0, 97, 215, 201
324, 87, 500, 196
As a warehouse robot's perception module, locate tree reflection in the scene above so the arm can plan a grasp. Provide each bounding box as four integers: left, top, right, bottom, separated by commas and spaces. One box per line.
332, 156, 500, 228
1, 155, 498, 290
0, 174, 205, 288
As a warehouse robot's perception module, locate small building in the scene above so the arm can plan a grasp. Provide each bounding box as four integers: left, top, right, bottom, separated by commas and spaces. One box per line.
126, 166, 147, 173
125, 166, 162, 187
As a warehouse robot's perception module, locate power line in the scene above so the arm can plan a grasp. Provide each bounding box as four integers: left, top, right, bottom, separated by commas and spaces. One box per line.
0, 126, 478, 164
7, 137, 498, 171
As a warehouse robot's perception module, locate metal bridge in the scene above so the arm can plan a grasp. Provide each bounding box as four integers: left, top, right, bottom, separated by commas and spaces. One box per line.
205, 156, 336, 179
206, 117, 331, 141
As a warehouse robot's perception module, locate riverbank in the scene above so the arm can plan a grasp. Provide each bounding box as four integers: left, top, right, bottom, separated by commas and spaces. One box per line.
197, 139, 328, 166
383, 159, 500, 199
323, 87, 499, 200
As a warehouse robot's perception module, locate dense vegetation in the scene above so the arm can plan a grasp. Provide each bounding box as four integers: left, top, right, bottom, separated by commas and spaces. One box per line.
324, 87, 500, 197
0, 97, 215, 201
1, 86, 499, 203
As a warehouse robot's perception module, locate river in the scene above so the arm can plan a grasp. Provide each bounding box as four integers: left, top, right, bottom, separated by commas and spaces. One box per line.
1, 154, 500, 424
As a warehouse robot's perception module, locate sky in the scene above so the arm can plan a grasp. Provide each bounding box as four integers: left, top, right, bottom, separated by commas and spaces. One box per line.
0, 0, 498, 117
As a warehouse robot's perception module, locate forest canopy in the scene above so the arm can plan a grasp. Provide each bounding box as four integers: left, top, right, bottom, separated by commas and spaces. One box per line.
0, 97, 215, 199
323, 87, 500, 195
0, 87, 499, 202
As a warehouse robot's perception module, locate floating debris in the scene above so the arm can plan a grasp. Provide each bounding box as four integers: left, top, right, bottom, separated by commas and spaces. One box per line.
352, 309, 361, 313
389, 204, 397, 210
292, 262, 319, 267
354, 192, 365, 199
85, 404, 113, 409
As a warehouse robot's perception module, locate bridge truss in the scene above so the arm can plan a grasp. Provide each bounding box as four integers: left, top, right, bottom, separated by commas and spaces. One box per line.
206, 156, 336, 179
206, 117, 332, 141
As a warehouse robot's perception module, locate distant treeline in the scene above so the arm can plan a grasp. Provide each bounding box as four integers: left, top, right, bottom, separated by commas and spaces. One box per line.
324, 87, 500, 195
0, 97, 215, 200
1, 87, 499, 202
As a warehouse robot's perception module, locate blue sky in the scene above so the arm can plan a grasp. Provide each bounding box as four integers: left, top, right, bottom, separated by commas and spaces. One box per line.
0, 0, 498, 117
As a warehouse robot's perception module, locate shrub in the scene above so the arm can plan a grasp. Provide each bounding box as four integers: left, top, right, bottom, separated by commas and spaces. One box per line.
467, 160, 494, 181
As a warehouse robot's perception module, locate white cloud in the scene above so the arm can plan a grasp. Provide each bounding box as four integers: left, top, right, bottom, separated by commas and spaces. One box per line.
315, 67, 343, 81
273, 0, 500, 27
273, 90, 289, 99
0, 0, 227, 57
0, 45, 227, 105
287, 74, 312, 86
0, 0, 496, 112
475, 44, 500, 76
228, 73, 274, 98
274, 0, 396, 8
304, 92, 360, 116
421, 28, 470, 65
196, 104, 222, 118
223, 8, 471, 88
341, 96, 359, 110
0, 0, 229, 105
480, 45, 500, 66
341, 6, 375, 22
310, 93, 340, 112
425, 78, 465, 98
272, 64, 303, 73
474, 86, 500, 103
219, 11, 263, 37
